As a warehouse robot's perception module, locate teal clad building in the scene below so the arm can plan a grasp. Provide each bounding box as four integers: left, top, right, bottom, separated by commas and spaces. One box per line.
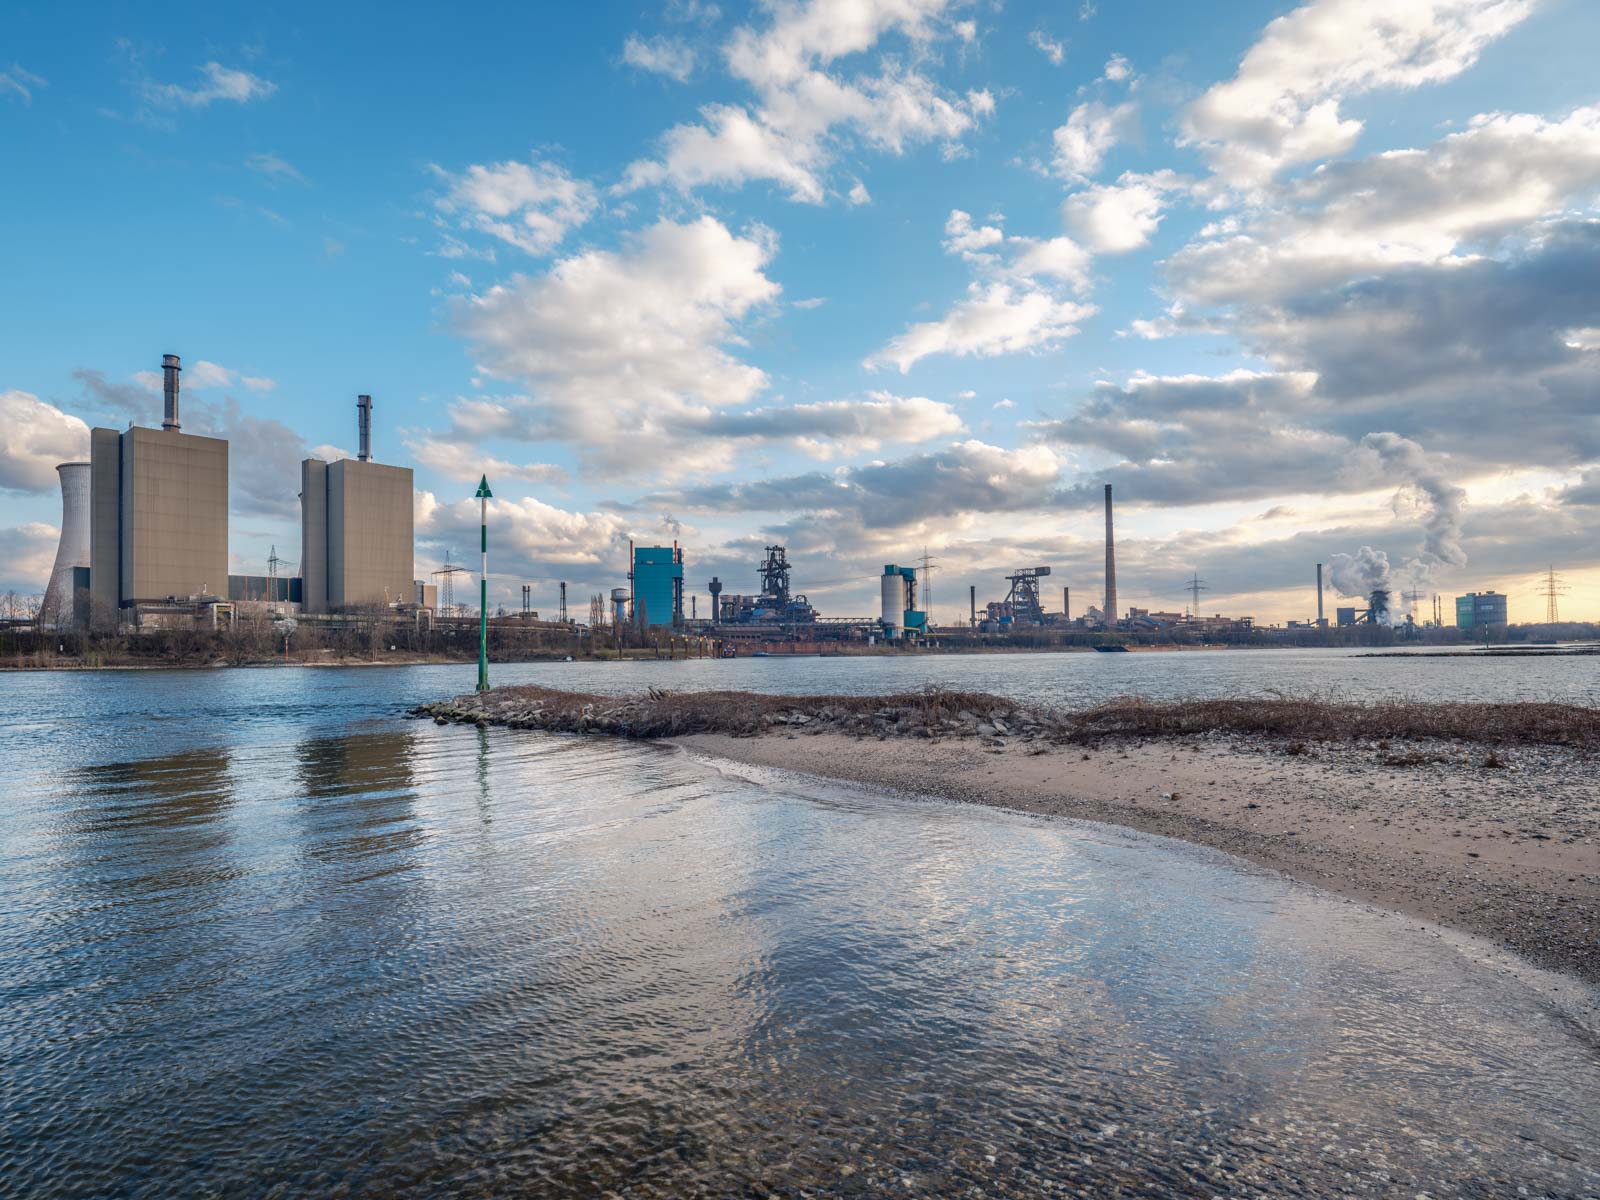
632, 545, 684, 628
1455, 591, 1508, 629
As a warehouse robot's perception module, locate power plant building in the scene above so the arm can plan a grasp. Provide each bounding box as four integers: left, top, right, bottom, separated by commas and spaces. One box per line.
1455, 591, 1507, 630
88, 355, 230, 626
41, 461, 90, 627
300, 396, 415, 613
631, 544, 684, 628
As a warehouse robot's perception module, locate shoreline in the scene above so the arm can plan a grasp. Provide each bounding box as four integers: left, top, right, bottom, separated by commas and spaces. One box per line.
423, 687, 1600, 989
669, 729, 1599, 991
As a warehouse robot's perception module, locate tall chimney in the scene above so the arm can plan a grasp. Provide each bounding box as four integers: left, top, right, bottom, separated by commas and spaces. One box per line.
1064, 586, 1070, 622
357, 394, 372, 462
969, 584, 976, 628
161, 354, 182, 431
1316, 563, 1325, 624
1103, 484, 1117, 627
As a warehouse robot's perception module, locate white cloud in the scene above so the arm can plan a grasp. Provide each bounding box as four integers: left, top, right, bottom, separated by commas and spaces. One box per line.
847, 178, 872, 204
1029, 30, 1065, 65
0, 64, 46, 105
723, 0, 957, 88
408, 435, 570, 486
245, 152, 305, 184
1102, 53, 1131, 82
186, 360, 234, 389
1006, 235, 1093, 293
1062, 170, 1184, 253
1184, 0, 1533, 184
0, 522, 59, 595
866, 283, 1096, 372
657, 439, 1068, 530
943, 209, 1003, 260
452, 216, 781, 477
1051, 98, 1138, 180
622, 0, 991, 203
696, 391, 966, 458
241, 375, 276, 392
417, 491, 634, 578
143, 61, 277, 109
0, 392, 90, 492
433, 157, 598, 256
1169, 106, 1600, 305
622, 33, 698, 81
622, 103, 827, 202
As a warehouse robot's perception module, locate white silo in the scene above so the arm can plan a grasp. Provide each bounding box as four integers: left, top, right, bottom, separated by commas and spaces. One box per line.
41, 461, 91, 627
880, 566, 907, 638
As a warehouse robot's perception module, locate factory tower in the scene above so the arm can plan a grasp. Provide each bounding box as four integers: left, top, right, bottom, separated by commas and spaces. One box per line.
88, 354, 230, 626
300, 395, 415, 613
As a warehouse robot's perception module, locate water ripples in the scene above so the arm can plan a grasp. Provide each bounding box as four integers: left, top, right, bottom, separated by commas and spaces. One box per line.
1, 670, 1598, 1196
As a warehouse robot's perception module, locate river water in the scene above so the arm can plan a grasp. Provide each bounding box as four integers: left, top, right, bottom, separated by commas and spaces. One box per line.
3, 657, 1597, 1197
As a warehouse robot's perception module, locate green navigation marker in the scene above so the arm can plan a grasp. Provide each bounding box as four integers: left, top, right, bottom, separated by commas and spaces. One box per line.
476, 474, 492, 692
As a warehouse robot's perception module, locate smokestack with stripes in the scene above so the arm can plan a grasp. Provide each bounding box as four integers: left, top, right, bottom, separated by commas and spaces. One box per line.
161, 354, 181, 431
1103, 483, 1117, 628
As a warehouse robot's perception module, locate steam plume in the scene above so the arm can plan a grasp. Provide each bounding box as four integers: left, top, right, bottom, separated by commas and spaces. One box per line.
1328, 433, 1467, 623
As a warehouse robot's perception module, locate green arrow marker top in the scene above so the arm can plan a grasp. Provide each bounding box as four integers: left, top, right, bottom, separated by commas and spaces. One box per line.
475, 474, 493, 499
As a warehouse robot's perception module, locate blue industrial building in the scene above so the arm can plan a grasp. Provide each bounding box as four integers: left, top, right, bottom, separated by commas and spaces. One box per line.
1455, 590, 1507, 630
631, 544, 684, 628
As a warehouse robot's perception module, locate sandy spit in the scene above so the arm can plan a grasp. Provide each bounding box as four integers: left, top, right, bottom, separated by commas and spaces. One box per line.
671, 729, 1600, 989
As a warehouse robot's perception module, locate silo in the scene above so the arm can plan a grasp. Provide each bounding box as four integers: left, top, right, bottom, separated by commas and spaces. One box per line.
880, 566, 907, 638
610, 587, 629, 626
42, 462, 91, 627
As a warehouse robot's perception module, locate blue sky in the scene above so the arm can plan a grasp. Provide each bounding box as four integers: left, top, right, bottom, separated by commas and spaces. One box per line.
3, 0, 1598, 623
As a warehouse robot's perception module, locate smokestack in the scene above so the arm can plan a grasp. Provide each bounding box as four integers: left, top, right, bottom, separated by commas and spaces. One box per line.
161, 354, 181, 431
1316, 563, 1325, 624
1064, 586, 1070, 622
1103, 484, 1117, 627
969, 584, 976, 628
357, 395, 372, 462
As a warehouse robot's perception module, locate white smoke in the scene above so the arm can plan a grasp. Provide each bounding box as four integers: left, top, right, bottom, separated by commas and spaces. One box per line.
1328, 545, 1391, 598
1363, 432, 1467, 591
1328, 434, 1467, 623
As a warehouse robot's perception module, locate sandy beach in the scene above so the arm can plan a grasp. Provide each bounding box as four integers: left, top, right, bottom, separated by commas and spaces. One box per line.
675, 728, 1599, 987
422, 685, 1600, 988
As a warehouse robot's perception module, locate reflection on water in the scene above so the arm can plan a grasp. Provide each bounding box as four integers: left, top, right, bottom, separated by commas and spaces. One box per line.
1, 670, 1597, 1197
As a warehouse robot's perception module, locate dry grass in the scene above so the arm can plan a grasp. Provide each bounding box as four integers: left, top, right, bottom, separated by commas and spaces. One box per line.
1062, 696, 1600, 747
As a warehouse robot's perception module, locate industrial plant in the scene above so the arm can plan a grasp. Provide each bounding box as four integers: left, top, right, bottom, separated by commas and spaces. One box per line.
40, 352, 427, 632
25, 354, 1545, 656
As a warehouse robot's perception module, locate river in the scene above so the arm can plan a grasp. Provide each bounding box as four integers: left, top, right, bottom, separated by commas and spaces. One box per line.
2, 657, 1596, 1196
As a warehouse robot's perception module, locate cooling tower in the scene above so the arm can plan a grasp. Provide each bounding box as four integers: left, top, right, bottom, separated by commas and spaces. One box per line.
42, 462, 91, 626
1103, 484, 1117, 628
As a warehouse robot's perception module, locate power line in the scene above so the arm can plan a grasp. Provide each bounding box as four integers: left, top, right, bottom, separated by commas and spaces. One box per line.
1183, 572, 1208, 619
432, 548, 473, 616
1538, 565, 1569, 624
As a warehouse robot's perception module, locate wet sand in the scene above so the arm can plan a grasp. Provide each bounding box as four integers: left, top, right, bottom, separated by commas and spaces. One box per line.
674, 729, 1600, 988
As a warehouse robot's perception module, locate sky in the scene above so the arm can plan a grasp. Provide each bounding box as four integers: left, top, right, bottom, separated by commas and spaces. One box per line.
3, 0, 1598, 625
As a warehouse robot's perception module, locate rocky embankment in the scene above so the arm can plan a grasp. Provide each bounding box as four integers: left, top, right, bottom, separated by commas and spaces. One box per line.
418, 685, 1045, 743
